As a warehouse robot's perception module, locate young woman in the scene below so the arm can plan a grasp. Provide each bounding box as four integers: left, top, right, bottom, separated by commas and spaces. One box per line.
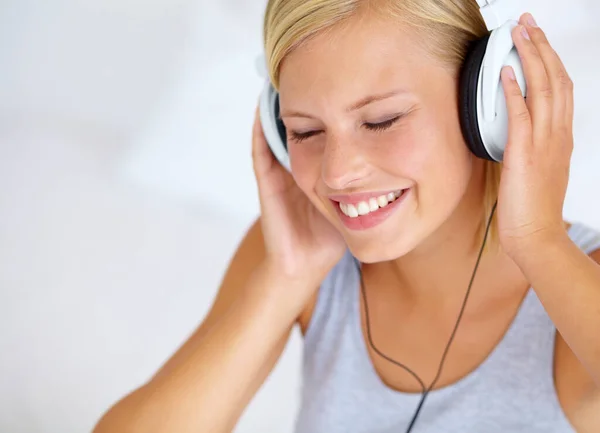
94, 1, 600, 432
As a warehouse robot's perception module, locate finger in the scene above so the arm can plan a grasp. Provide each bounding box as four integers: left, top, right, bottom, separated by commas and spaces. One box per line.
512, 23, 553, 136
520, 13, 574, 133
501, 66, 533, 156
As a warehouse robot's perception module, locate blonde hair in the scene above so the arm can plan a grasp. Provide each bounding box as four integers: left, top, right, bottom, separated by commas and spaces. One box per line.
263, 0, 502, 254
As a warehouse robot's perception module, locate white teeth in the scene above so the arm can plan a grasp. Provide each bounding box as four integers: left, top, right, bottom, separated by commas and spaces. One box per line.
339, 190, 405, 218
368, 198, 379, 212
377, 195, 389, 207
347, 203, 359, 218
357, 202, 370, 216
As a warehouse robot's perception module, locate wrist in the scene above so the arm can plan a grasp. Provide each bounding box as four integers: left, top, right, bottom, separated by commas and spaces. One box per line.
240, 260, 322, 323
505, 226, 571, 264
262, 258, 329, 286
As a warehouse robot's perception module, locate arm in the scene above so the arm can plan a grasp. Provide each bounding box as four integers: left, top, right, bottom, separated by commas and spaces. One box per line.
93, 219, 319, 433
510, 231, 600, 388
492, 13, 599, 408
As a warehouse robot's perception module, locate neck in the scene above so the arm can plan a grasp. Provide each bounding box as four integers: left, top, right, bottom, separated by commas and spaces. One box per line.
386, 161, 502, 305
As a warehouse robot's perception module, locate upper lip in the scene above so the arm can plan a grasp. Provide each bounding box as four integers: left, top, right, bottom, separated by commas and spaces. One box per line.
328, 188, 409, 205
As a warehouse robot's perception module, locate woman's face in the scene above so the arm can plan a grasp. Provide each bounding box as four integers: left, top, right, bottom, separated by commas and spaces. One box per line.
278, 14, 481, 262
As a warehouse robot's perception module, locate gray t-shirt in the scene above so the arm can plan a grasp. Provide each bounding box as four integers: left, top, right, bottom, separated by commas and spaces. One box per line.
294, 222, 600, 433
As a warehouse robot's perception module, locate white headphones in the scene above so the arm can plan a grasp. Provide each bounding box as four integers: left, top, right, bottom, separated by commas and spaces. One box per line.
258, 0, 527, 171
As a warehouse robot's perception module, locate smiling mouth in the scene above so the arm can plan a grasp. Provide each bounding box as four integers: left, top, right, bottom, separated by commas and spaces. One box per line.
337, 190, 406, 218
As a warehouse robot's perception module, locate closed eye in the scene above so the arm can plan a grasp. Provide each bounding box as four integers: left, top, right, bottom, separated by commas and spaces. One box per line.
364, 115, 402, 132
288, 129, 320, 143
288, 113, 406, 143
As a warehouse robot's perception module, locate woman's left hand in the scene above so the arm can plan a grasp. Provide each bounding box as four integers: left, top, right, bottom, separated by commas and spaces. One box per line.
497, 12, 574, 259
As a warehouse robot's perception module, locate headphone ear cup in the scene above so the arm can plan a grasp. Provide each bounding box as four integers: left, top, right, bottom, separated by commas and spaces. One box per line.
273, 95, 288, 151
460, 21, 527, 163
459, 34, 494, 161
258, 80, 291, 172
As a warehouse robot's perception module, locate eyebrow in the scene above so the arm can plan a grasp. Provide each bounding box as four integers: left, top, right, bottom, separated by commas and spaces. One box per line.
279, 89, 409, 119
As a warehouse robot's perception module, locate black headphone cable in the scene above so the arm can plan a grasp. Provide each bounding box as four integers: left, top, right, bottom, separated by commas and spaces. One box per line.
355, 199, 498, 433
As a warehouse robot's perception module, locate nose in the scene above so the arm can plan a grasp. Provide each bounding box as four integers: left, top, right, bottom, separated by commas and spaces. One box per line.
321, 133, 370, 191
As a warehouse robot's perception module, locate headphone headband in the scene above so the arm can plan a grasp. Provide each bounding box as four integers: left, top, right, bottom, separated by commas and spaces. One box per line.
477, 0, 517, 30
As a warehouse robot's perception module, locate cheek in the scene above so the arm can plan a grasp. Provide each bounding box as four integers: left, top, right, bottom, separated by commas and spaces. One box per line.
289, 144, 321, 193
414, 123, 473, 201
373, 124, 445, 175
379, 118, 472, 192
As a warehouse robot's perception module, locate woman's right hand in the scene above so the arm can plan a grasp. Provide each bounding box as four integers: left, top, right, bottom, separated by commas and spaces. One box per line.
251, 107, 346, 289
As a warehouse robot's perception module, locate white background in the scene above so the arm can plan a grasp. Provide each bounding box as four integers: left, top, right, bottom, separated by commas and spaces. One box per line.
0, 0, 598, 432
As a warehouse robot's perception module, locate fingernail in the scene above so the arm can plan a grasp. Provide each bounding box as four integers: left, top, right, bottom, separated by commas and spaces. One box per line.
521, 25, 530, 40
504, 66, 516, 81
527, 14, 538, 27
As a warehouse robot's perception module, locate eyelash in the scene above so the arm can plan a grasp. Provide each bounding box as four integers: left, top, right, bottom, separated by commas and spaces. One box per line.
288, 115, 404, 143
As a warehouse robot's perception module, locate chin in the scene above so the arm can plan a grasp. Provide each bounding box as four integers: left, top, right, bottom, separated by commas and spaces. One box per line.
342, 229, 420, 264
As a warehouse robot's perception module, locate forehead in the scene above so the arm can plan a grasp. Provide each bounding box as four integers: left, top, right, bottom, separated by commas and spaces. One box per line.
278, 13, 445, 103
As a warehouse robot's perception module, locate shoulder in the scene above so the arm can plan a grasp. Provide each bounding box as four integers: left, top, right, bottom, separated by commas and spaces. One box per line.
298, 249, 354, 336
298, 291, 319, 335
